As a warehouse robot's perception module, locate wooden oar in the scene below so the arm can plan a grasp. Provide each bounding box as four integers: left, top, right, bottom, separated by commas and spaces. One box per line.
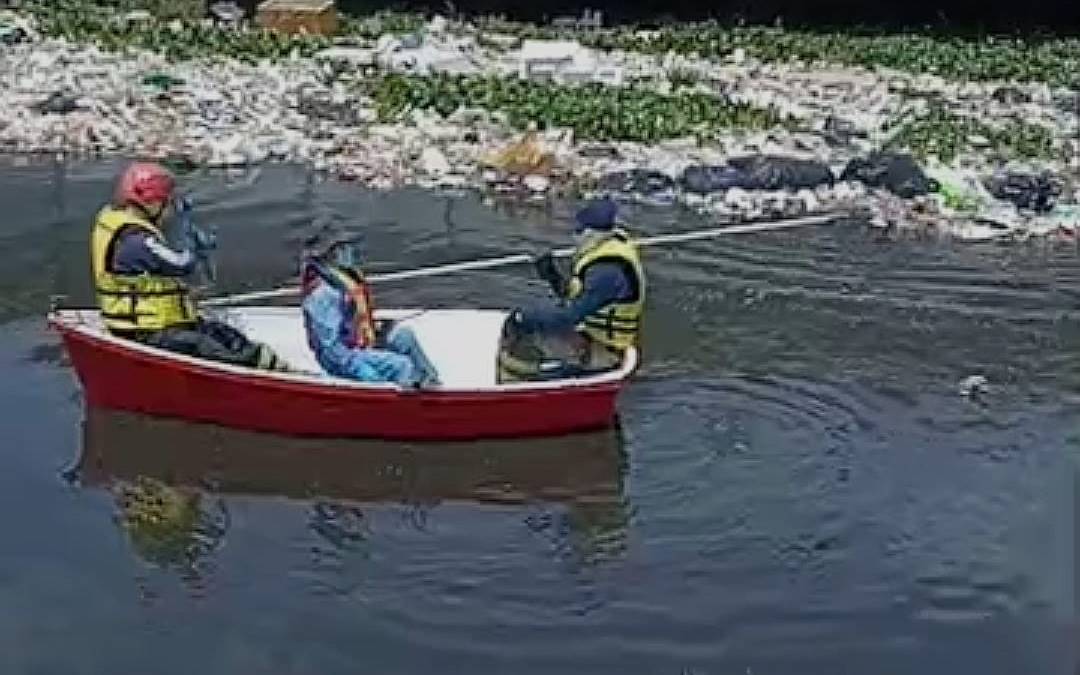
202, 211, 847, 308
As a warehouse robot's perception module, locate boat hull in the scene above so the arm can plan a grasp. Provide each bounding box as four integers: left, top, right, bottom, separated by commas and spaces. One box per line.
51, 310, 630, 440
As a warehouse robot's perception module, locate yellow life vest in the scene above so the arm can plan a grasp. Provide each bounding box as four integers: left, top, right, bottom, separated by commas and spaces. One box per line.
91, 206, 196, 332
567, 228, 646, 350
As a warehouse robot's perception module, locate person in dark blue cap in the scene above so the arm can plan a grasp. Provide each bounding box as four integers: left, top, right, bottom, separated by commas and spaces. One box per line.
498, 197, 647, 382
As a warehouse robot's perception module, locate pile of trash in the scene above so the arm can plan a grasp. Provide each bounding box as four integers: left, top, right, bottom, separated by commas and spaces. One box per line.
842, 153, 1079, 241
0, 9, 1077, 242
583, 152, 1079, 240
310, 18, 1077, 159
0, 38, 328, 165
315, 15, 628, 84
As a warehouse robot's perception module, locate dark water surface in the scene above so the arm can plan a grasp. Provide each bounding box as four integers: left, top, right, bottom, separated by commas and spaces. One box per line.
1, 159, 1077, 674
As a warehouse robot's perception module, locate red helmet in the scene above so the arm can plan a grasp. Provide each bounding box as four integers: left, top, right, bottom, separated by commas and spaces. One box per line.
114, 162, 175, 210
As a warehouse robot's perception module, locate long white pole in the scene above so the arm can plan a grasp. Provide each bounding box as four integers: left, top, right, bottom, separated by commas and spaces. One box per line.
202, 212, 843, 307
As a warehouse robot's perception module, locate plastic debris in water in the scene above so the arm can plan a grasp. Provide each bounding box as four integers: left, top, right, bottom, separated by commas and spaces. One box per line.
142, 73, 186, 91
209, 1, 245, 25
30, 91, 83, 115
958, 374, 990, 398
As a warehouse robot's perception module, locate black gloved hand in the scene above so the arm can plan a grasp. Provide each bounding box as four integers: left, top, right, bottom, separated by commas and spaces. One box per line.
501, 308, 526, 341
533, 251, 565, 297
534, 251, 557, 278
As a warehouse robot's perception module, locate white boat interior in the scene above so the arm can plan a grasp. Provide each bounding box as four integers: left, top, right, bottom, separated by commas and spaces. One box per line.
53, 307, 637, 392
221, 306, 506, 388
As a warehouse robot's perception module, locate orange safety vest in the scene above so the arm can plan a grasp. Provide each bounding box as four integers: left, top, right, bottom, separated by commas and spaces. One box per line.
302, 261, 377, 349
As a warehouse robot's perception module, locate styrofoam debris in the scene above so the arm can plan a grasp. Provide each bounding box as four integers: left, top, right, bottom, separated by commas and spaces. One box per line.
523, 174, 550, 192
419, 146, 451, 175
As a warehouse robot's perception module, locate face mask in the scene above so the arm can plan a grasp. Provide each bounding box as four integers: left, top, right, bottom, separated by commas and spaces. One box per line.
329, 242, 358, 269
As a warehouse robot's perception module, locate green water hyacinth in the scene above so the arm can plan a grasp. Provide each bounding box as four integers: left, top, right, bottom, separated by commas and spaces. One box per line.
371, 74, 787, 142
86, 0, 204, 20
338, 12, 426, 39
886, 103, 1056, 161
590, 27, 1080, 86
24, 3, 1080, 86
478, 18, 1080, 87
27, 0, 332, 61
26, 2, 428, 62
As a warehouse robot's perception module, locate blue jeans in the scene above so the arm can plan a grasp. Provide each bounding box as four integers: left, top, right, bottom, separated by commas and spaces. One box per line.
383, 324, 440, 386
326, 326, 439, 386
312, 325, 439, 387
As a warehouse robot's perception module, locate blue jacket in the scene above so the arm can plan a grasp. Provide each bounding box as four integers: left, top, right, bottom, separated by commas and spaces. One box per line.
516, 260, 633, 333
301, 275, 421, 384
111, 226, 196, 277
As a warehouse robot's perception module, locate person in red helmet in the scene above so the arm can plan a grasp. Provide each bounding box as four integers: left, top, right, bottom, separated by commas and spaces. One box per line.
91, 161, 288, 370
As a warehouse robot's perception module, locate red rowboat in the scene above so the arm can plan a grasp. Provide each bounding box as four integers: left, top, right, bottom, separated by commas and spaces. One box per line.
48, 306, 637, 440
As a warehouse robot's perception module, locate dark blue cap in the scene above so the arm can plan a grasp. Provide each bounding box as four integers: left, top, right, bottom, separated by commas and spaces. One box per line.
574, 198, 618, 232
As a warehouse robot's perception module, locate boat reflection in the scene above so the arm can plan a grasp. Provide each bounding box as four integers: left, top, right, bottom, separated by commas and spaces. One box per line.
75, 409, 631, 577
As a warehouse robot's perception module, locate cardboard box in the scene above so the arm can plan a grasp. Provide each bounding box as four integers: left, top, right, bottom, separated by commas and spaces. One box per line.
256, 0, 338, 36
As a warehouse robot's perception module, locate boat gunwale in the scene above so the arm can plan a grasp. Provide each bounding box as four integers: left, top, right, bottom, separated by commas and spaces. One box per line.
47, 308, 638, 396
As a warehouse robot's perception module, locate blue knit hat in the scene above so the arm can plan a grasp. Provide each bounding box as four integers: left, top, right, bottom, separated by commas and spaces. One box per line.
574, 198, 618, 232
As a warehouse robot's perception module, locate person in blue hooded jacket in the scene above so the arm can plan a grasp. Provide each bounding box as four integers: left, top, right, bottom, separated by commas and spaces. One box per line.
299, 229, 440, 388
498, 198, 647, 382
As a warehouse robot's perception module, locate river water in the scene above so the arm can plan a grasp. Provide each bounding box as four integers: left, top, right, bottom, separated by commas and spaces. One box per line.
1, 158, 1077, 674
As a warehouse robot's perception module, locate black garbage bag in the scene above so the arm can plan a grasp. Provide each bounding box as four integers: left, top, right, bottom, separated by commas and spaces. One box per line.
30, 91, 83, 116
681, 157, 835, 194
598, 169, 676, 195
840, 152, 935, 198
983, 171, 1062, 213
0, 25, 27, 45
725, 155, 835, 191
991, 86, 1031, 105
297, 91, 363, 126
823, 115, 862, 146
681, 164, 747, 194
